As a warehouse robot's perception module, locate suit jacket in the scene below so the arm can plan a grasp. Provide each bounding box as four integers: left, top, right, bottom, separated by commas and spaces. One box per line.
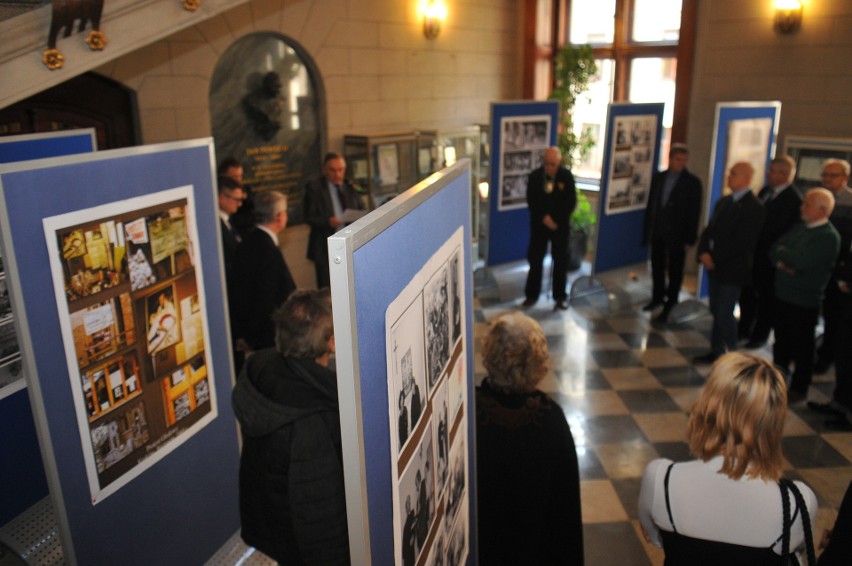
697, 191, 766, 286
220, 218, 240, 276
642, 167, 702, 246
230, 227, 296, 350
303, 177, 363, 262
753, 184, 802, 271
526, 165, 577, 232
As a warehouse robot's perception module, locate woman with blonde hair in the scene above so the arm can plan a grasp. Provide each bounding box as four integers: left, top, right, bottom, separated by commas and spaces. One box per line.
639, 352, 817, 565
475, 312, 583, 565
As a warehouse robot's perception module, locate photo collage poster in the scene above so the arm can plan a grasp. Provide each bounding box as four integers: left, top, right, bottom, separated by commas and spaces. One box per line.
606, 114, 657, 215
0, 246, 23, 397
725, 117, 773, 194
386, 227, 469, 566
43, 186, 216, 504
498, 115, 551, 211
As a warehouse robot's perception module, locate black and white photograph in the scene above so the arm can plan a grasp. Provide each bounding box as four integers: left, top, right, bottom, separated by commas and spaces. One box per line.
446, 503, 468, 566
449, 252, 461, 346
424, 265, 450, 392
389, 294, 427, 452
498, 115, 552, 211
432, 381, 450, 497
605, 113, 658, 215
398, 427, 437, 566
444, 429, 467, 534
91, 400, 149, 474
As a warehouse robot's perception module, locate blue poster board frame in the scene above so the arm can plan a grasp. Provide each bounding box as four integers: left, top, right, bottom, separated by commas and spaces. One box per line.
698, 101, 781, 298
487, 101, 559, 266
329, 161, 476, 565
0, 139, 240, 565
0, 128, 97, 528
593, 103, 664, 274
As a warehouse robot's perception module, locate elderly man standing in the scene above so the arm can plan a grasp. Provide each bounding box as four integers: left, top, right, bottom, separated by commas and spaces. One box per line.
693, 162, 765, 364
523, 146, 578, 310
771, 188, 840, 404
813, 159, 852, 373
739, 155, 802, 348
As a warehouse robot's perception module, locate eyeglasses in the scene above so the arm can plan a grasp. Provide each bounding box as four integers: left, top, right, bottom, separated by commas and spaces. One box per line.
822, 172, 845, 178
222, 192, 246, 202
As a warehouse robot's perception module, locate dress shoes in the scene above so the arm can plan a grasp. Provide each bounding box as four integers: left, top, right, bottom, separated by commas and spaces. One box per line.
554, 300, 569, 311
787, 389, 807, 405
692, 352, 718, 365
642, 301, 663, 312
521, 298, 537, 308
807, 401, 845, 416
824, 417, 852, 432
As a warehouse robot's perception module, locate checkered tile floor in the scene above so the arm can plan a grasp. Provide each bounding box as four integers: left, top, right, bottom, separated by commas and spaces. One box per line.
473, 260, 852, 566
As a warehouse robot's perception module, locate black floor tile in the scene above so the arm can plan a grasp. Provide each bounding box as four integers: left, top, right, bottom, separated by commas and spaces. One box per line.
618, 332, 670, 349
611, 477, 643, 519
584, 415, 647, 445
649, 366, 705, 388
652, 442, 693, 463
618, 390, 683, 413
782, 436, 851, 468
590, 349, 643, 368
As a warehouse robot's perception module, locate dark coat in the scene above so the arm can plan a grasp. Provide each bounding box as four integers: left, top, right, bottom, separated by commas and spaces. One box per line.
697, 191, 766, 286
526, 165, 577, 232
232, 350, 349, 565
753, 184, 802, 271
642, 167, 702, 246
230, 227, 296, 350
304, 177, 363, 262
220, 218, 240, 276
475, 379, 584, 565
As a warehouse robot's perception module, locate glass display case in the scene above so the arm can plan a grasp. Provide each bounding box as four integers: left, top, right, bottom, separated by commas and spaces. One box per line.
343, 131, 422, 208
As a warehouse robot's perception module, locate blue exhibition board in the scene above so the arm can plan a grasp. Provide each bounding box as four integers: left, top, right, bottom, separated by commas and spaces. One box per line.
0, 139, 240, 565
698, 101, 781, 297
487, 101, 559, 265
330, 161, 476, 564
0, 128, 97, 527
593, 103, 664, 274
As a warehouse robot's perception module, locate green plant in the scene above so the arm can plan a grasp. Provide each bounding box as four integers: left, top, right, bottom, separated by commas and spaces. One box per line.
570, 192, 597, 236
549, 44, 597, 169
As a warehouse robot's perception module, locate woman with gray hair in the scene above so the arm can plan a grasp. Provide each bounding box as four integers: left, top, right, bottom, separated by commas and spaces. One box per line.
232, 288, 349, 564
475, 312, 583, 565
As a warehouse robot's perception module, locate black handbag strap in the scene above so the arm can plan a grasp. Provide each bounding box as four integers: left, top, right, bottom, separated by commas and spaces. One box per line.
664, 462, 677, 532
779, 479, 816, 566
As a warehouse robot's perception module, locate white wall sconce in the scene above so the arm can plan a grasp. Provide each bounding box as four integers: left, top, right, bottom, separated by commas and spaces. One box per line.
774, 0, 803, 34
421, 0, 447, 40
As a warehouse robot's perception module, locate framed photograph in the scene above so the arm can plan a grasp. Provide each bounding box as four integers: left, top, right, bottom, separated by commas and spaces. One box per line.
146, 286, 180, 356
497, 116, 551, 211
378, 144, 400, 186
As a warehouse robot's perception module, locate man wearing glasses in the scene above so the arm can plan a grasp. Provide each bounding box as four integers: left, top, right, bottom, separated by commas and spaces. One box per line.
217, 175, 247, 275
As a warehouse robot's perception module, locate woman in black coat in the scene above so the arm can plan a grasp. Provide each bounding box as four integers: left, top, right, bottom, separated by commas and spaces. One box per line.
475, 312, 583, 565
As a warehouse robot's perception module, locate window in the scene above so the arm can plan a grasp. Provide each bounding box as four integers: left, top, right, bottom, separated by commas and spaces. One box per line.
526, 0, 695, 185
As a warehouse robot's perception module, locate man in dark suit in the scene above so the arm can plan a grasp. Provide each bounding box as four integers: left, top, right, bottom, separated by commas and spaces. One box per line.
217, 175, 245, 277
304, 152, 364, 289
218, 157, 255, 239
693, 162, 766, 364
523, 146, 578, 310
641, 143, 702, 322
739, 155, 802, 348
231, 190, 296, 357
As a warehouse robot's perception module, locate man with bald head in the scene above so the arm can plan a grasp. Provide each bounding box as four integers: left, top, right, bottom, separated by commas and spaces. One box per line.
693, 162, 765, 364
771, 188, 840, 403
523, 146, 578, 310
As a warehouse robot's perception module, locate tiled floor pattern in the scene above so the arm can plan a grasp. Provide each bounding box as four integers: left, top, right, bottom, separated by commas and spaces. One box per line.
473, 261, 852, 565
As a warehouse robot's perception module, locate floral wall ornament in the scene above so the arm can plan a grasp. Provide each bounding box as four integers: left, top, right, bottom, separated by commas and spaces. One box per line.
43, 0, 107, 70
183, 0, 201, 11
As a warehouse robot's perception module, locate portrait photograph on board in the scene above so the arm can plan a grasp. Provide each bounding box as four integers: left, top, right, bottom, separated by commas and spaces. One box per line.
43, 186, 217, 504
498, 116, 552, 211
385, 228, 469, 566
606, 114, 657, 214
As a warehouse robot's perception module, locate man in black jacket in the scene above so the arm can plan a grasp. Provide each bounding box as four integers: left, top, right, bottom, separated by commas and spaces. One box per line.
523, 146, 578, 310
739, 155, 802, 348
693, 162, 766, 364
641, 143, 702, 322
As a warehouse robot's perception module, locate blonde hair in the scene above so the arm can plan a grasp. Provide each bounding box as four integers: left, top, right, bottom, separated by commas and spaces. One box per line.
481, 312, 549, 393
688, 352, 787, 480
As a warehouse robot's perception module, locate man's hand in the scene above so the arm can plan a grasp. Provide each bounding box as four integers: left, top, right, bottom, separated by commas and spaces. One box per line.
235, 338, 251, 353
698, 252, 715, 270
329, 216, 342, 228
542, 214, 558, 231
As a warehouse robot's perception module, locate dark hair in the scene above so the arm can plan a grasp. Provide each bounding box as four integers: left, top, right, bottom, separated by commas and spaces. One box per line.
669, 143, 689, 158
217, 157, 242, 176
324, 152, 344, 165
217, 175, 242, 194
274, 289, 334, 359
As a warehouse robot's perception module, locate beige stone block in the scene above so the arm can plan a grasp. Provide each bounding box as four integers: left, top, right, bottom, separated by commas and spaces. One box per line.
349, 0, 408, 22
380, 22, 422, 50
300, 0, 340, 51
279, 1, 312, 39
222, 3, 255, 37
175, 107, 211, 139
196, 16, 237, 56
139, 109, 178, 144
378, 50, 407, 75
832, 16, 852, 44
316, 47, 351, 76
408, 98, 455, 125
349, 48, 382, 75
407, 50, 457, 76
429, 76, 477, 99
326, 21, 380, 48
169, 40, 219, 79
250, 0, 283, 31
326, 101, 352, 130
381, 76, 432, 100
108, 41, 171, 85
168, 25, 207, 43
457, 53, 501, 77
351, 100, 408, 129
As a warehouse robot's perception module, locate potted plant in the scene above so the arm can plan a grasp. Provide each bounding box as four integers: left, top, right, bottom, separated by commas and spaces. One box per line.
549, 44, 598, 268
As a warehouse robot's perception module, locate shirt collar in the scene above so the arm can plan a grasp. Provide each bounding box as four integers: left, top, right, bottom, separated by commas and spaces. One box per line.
257, 224, 279, 246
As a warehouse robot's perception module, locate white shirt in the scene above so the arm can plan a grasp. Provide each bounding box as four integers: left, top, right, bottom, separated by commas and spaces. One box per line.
639, 456, 817, 555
